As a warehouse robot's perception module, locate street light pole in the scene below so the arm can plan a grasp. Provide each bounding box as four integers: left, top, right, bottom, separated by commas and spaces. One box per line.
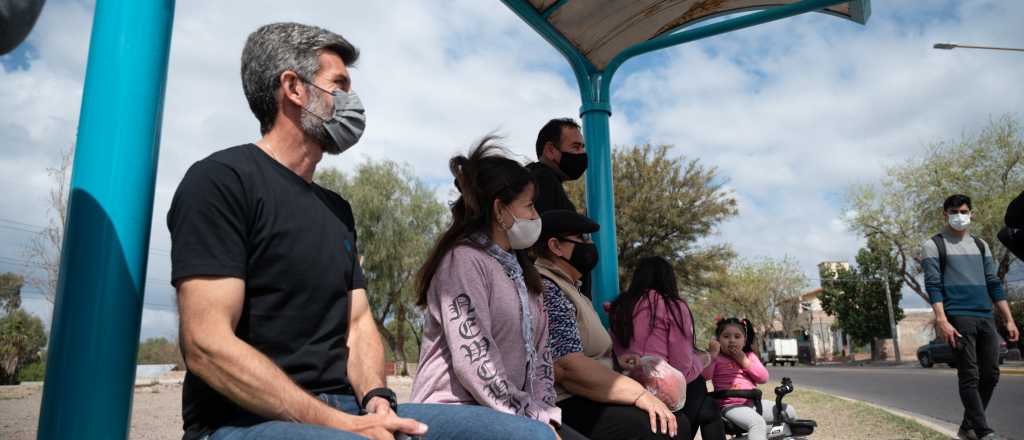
882, 275, 901, 362
933, 43, 1024, 52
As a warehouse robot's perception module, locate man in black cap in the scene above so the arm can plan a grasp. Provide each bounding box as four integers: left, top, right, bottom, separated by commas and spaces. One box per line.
534, 210, 683, 440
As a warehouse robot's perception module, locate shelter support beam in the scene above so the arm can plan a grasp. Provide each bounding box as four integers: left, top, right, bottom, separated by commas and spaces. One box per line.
37, 0, 175, 438
580, 84, 617, 325
601, 0, 851, 100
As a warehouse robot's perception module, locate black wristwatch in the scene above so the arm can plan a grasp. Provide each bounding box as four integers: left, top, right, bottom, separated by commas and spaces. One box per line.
360, 387, 398, 414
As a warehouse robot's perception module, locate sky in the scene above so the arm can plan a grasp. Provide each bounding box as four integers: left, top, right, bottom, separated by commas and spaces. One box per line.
1, 0, 1022, 341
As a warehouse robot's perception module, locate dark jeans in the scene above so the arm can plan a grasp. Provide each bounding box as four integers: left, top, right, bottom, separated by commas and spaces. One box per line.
950, 315, 1001, 437
558, 395, 691, 440
208, 394, 556, 440
680, 375, 724, 440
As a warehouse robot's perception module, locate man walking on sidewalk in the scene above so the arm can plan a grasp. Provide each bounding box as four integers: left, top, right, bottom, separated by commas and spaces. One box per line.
923, 194, 1020, 440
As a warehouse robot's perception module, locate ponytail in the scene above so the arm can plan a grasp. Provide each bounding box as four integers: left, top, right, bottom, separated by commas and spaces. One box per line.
416, 135, 542, 306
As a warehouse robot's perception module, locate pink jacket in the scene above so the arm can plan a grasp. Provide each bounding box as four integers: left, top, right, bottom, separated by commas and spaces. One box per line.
410, 245, 560, 425
702, 352, 770, 407
611, 290, 704, 383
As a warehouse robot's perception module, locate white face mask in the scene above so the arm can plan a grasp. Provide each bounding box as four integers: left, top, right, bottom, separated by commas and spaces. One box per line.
949, 213, 971, 231
502, 208, 542, 250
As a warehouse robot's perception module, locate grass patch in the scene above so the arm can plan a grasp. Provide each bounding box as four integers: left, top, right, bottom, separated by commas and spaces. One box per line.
755, 384, 947, 440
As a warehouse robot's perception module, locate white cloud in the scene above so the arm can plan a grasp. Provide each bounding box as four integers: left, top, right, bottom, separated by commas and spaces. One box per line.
606, 0, 1023, 305
2, 0, 1021, 337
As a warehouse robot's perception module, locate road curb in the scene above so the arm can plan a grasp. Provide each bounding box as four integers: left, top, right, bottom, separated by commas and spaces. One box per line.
801, 385, 958, 439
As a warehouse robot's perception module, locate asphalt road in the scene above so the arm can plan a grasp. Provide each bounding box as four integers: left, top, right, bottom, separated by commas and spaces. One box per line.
770, 365, 1023, 439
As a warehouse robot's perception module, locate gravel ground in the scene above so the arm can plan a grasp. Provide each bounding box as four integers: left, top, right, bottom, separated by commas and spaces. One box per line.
2, 375, 943, 440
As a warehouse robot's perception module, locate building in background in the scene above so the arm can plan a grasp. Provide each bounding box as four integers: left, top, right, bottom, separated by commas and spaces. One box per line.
801, 261, 937, 363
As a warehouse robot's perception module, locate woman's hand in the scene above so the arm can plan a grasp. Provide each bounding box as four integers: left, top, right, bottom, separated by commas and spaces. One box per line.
634, 391, 678, 437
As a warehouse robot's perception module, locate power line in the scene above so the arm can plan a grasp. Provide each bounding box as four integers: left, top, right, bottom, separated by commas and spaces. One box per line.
0, 255, 175, 288
0, 223, 42, 234
20, 289, 179, 312
0, 216, 172, 256
0, 218, 45, 229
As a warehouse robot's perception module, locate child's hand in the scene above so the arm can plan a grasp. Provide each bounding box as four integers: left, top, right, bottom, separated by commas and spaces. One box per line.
708, 340, 721, 358
619, 353, 641, 368
726, 346, 750, 367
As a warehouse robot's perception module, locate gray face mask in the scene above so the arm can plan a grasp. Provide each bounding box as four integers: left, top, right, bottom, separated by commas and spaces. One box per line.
302, 79, 366, 154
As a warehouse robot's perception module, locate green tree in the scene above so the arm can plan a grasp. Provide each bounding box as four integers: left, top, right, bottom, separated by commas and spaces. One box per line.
818, 235, 905, 360
705, 257, 808, 350
844, 116, 1023, 302
0, 273, 48, 384
567, 144, 738, 292
316, 160, 447, 375
137, 337, 185, 369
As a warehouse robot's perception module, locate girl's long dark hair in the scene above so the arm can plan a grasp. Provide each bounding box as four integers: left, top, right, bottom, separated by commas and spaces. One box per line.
610, 256, 689, 348
415, 135, 542, 306
715, 318, 756, 353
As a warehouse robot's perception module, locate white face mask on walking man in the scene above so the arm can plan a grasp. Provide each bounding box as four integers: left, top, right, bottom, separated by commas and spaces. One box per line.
948, 211, 971, 232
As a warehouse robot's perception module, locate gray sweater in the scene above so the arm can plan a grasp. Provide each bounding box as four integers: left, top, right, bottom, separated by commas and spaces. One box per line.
922, 229, 1006, 317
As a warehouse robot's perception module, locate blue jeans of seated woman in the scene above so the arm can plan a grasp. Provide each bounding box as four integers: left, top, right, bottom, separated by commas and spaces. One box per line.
208, 393, 556, 440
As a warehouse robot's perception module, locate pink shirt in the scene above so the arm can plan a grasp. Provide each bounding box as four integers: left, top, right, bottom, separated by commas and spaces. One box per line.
702, 352, 770, 407
611, 290, 703, 383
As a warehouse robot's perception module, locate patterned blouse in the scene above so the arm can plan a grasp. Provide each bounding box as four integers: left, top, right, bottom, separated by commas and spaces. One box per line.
541, 278, 584, 361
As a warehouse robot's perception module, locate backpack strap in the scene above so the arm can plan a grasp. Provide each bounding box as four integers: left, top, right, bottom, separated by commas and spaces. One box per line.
933, 234, 988, 281
931, 234, 947, 281
972, 236, 987, 259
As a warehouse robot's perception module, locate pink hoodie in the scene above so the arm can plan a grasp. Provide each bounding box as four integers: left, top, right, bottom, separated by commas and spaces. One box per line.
702, 352, 770, 407
410, 245, 560, 425
611, 290, 704, 383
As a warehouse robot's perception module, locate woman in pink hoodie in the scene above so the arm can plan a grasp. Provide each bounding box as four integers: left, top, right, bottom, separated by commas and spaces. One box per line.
610, 256, 725, 440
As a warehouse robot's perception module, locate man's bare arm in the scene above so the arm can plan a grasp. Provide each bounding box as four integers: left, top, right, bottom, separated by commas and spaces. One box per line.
177, 276, 398, 433
346, 288, 388, 401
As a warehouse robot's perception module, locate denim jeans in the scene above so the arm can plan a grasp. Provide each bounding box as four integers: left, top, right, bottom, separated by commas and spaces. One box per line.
208, 394, 556, 440
950, 315, 1001, 437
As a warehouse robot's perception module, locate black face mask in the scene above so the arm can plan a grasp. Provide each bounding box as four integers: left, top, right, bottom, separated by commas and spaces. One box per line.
557, 151, 588, 180
560, 238, 598, 274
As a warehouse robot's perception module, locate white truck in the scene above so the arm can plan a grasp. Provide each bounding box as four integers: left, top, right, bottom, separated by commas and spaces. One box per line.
766, 338, 799, 366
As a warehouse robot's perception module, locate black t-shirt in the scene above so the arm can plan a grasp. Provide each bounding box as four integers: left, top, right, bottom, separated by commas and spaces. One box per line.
527, 161, 576, 214
167, 144, 366, 439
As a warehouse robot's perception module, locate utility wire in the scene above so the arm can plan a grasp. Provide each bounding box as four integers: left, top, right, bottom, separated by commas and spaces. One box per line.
19, 288, 178, 311
0, 216, 172, 256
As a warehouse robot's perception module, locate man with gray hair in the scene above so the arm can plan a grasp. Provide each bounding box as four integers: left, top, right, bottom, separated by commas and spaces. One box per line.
167, 22, 555, 440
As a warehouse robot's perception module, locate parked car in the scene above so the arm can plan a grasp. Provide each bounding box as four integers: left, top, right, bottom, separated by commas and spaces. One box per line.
917, 336, 1009, 368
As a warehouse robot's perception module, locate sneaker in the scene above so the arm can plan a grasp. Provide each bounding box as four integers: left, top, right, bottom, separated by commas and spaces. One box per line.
958, 428, 978, 440
977, 433, 1009, 440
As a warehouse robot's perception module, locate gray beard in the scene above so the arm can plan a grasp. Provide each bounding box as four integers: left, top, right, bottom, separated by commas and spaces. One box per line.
300, 89, 341, 155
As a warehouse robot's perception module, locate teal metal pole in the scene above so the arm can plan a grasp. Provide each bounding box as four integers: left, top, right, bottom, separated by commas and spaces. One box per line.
581, 94, 618, 325
37, 0, 175, 439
